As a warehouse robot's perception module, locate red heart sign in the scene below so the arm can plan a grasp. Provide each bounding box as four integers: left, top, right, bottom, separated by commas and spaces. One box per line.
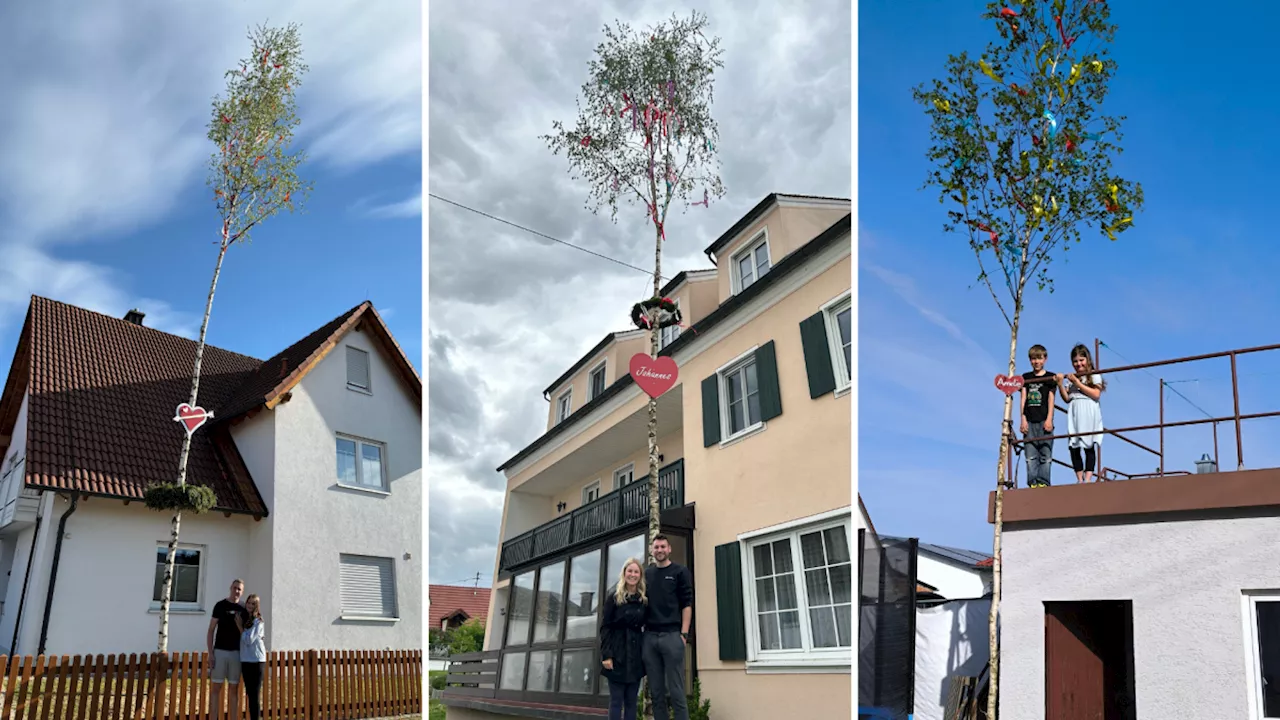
994, 374, 1024, 395
174, 403, 214, 435
630, 354, 679, 398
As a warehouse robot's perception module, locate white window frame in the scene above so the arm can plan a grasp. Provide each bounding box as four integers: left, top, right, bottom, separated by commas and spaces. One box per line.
346, 346, 372, 394
659, 299, 683, 350
612, 463, 635, 490
588, 361, 607, 401
556, 389, 573, 424
730, 230, 772, 295
822, 292, 853, 396
338, 553, 400, 623
336, 434, 390, 494
582, 480, 601, 506
739, 509, 854, 672
1242, 591, 1280, 719
717, 346, 766, 446
150, 542, 206, 613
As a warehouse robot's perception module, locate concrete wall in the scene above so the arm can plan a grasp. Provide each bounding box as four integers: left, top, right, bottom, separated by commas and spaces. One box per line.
231, 410, 276, 647
270, 324, 421, 650
31, 499, 252, 656
1000, 514, 1280, 720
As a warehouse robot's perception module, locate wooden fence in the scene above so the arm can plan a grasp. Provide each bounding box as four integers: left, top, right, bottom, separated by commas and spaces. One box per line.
0, 650, 421, 720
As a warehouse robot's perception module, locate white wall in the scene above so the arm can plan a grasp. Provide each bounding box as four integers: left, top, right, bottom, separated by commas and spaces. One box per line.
0, 393, 30, 515
269, 325, 421, 650
231, 410, 276, 648
32, 499, 252, 656
1000, 515, 1280, 720
917, 555, 988, 601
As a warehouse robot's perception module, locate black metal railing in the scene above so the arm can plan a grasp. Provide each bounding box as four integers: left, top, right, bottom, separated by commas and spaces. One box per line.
499, 459, 685, 574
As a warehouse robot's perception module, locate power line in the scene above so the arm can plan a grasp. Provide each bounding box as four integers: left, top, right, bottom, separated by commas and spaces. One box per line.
428, 193, 669, 280
1099, 340, 1215, 420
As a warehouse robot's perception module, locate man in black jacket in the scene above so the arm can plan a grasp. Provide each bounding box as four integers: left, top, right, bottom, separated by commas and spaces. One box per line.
643, 535, 692, 720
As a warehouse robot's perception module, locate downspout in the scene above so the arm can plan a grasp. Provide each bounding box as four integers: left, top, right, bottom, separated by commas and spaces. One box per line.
9, 512, 43, 654
37, 492, 78, 655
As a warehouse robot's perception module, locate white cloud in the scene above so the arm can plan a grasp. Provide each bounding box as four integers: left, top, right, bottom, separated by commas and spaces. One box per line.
363, 192, 423, 220
0, 0, 420, 326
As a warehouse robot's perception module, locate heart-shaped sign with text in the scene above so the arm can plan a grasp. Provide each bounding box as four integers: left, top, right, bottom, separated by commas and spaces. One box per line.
174, 403, 214, 436
993, 374, 1024, 395
630, 354, 679, 399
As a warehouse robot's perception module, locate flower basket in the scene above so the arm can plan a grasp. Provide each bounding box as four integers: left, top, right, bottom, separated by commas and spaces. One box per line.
630, 297, 681, 330
143, 483, 218, 515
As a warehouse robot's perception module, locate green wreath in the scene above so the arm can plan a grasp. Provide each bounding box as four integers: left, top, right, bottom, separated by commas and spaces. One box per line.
143, 482, 218, 515
630, 297, 681, 330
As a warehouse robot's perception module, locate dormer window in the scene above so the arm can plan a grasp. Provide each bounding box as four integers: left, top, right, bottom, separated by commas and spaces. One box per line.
589, 361, 607, 400
347, 346, 371, 392
556, 389, 573, 424
659, 299, 683, 350
732, 232, 771, 293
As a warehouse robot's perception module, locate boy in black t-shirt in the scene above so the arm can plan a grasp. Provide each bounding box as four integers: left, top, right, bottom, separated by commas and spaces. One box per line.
1020, 344, 1056, 487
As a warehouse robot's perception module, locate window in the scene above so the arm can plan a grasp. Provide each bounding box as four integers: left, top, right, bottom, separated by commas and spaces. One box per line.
612, 464, 635, 489
336, 436, 388, 492
346, 346, 371, 391
589, 362, 607, 400
556, 390, 572, 424
825, 295, 852, 390
582, 481, 601, 506
533, 561, 566, 643
500, 534, 646, 699
565, 550, 601, 640
1247, 594, 1280, 717
745, 518, 852, 663
338, 554, 398, 619
506, 571, 535, 646
152, 545, 203, 608
722, 358, 762, 438
660, 300, 683, 349
732, 233, 771, 292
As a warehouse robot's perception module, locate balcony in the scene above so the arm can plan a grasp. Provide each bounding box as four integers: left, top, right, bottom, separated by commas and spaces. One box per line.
499, 459, 684, 575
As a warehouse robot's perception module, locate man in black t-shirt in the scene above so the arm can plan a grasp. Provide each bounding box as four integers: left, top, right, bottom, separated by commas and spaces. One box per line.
643, 535, 692, 720
208, 579, 249, 719
1020, 344, 1057, 487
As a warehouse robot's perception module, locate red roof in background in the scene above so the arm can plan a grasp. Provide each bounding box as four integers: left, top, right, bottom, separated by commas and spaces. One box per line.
429, 585, 492, 629
0, 296, 421, 516
976, 557, 994, 568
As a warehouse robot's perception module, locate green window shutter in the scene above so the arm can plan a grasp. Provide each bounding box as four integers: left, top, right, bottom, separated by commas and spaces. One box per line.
799, 312, 837, 399
714, 542, 747, 661
701, 374, 721, 447
756, 340, 783, 421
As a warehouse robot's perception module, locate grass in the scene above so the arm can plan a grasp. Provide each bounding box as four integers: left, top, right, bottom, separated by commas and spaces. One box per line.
427, 672, 444, 720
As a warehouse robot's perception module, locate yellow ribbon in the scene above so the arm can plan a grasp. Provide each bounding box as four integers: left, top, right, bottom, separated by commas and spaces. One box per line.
1104, 217, 1133, 240
1108, 183, 1120, 208
1068, 64, 1082, 86
979, 60, 1003, 84
1035, 42, 1052, 74
934, 98, 951, 113
1091, 60, 1104, 73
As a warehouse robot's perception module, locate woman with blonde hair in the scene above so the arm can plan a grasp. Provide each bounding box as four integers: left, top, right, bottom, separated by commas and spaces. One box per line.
237, 594, 267, 720
600, 558, 647, 720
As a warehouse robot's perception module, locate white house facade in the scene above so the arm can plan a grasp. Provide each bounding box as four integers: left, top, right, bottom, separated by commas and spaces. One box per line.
0, 297, 421, 656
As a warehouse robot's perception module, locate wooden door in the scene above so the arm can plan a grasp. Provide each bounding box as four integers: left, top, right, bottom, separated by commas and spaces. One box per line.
1045, 603, 1107, 720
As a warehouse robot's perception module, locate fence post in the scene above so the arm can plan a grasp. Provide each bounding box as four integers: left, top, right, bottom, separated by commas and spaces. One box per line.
155, 652, 170, 720
306, 650, 319, 720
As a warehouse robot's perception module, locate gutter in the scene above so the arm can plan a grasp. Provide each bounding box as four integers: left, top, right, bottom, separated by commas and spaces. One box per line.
9, 510, 42, 654
37, 491, 78, 655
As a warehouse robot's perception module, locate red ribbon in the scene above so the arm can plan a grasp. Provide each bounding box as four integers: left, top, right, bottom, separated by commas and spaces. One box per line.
1055, 16, 1076, 48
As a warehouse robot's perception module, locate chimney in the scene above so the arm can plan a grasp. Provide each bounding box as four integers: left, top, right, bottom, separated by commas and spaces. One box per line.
123, 309, 146, 326
1195, 453, 1218, 474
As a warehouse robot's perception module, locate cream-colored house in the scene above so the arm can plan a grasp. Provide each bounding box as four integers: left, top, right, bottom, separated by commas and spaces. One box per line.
442, 193, 853, 719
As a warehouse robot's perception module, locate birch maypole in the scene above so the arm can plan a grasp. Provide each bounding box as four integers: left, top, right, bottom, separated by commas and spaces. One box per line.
912, 2, 1142, 714
150, 23, 310, 653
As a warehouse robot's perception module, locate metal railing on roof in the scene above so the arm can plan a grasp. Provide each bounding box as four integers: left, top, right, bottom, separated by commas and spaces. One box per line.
1007, 338, 1280, 485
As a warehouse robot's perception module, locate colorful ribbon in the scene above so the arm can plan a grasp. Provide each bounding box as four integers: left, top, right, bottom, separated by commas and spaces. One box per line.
979, 60, 1003, 84
692, 189, 709, 207
934, 98, 951, 114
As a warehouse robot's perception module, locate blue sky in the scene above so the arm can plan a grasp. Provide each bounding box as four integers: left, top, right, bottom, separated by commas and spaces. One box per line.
858, 0, 1280, 554
0, 2, 421, 384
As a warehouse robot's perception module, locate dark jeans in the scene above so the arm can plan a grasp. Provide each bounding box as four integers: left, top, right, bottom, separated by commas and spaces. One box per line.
607, 679, 640, 720
241, 662, 263, 720
1025, 421, 1054, 486
642, 631, 688, 720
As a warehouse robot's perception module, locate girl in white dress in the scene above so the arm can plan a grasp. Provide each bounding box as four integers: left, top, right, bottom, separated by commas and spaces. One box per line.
1057, 344, 1106, 483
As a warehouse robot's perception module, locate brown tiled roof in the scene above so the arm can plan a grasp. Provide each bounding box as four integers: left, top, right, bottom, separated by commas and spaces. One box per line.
429, 585, 492, 629
0, 296, 421, 516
